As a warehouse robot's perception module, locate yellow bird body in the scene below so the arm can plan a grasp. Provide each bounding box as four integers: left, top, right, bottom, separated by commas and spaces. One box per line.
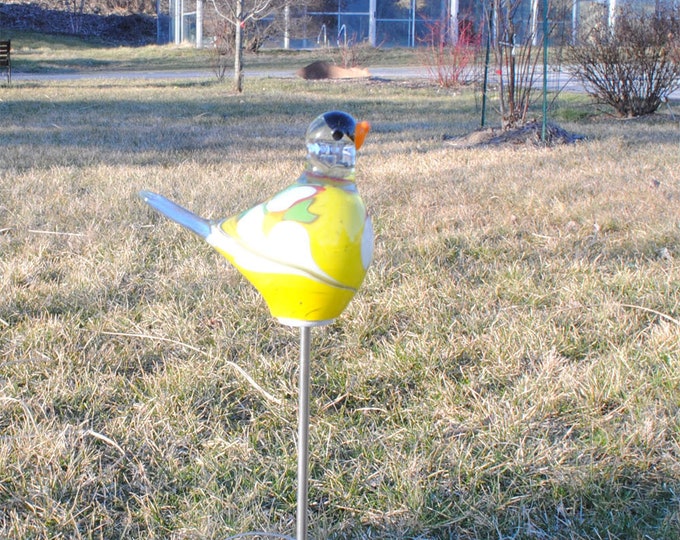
140, 111, 372, 327
206, 173, 372, 325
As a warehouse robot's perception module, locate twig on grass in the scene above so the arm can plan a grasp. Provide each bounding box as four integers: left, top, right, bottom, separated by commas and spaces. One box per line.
0, 355, 52, 368
82, 429, 126, 456
0, 397, 38, 432
620, 303, 680, 326
27, 229, 86, 237
101, 331, 284, 406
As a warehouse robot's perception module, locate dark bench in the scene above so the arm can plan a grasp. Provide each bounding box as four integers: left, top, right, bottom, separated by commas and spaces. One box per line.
0, 41, 11, 84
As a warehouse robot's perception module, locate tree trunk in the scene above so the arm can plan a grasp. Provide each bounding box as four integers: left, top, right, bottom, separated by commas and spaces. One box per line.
492, 0, 506, 124
234, 0, 244, 92
284, 3, 290, 49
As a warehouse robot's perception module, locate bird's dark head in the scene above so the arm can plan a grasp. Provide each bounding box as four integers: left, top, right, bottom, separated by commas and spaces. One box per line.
305, 111, 370, 178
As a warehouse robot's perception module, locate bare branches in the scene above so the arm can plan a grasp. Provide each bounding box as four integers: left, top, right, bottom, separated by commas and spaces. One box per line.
207, 0, 287, 91
209, 0, 282, 25
491, 0, 548, 128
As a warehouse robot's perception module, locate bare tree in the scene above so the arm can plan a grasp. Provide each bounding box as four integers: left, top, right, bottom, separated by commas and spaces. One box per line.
210, 0, 286, 92
490, 0, 547, 128
63, 0, 87, 33
488, 0, 573, 129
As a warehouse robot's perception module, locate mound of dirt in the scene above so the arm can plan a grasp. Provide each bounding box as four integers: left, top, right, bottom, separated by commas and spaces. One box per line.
296, 61, 370, 80
445, 121, 585, 148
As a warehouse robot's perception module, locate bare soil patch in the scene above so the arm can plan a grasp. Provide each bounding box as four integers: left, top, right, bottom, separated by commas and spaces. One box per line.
296, 61, 371, 80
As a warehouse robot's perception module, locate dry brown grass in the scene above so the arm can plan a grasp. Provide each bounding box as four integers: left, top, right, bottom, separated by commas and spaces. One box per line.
1, 76, 679, 539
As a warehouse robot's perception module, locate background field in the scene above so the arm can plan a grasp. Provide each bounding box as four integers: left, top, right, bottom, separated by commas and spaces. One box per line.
0, 29, 420, 74
1, 47, 680, 539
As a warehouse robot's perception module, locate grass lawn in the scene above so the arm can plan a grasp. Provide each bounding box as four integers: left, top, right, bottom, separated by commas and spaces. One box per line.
0, 29, 421, 74
0, 50, 680, 539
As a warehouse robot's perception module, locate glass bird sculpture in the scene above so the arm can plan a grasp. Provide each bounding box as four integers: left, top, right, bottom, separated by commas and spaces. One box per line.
140, 111, 373, 327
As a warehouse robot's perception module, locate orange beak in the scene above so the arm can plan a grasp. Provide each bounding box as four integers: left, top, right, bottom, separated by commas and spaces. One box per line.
354, 121, 370, 150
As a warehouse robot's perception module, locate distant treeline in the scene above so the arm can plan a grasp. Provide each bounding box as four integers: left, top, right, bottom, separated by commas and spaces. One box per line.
0, 2, 157, 44
1, 0, 158, 16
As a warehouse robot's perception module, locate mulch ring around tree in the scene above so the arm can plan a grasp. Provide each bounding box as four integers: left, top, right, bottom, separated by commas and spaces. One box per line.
296, 61, 371, 80
445, 121, 585, 148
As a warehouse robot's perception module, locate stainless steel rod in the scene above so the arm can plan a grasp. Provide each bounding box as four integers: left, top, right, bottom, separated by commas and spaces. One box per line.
296, 326, 311, 540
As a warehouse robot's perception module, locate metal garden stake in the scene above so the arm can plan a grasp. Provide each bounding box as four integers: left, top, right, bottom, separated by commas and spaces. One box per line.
140, 111, 373, 540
